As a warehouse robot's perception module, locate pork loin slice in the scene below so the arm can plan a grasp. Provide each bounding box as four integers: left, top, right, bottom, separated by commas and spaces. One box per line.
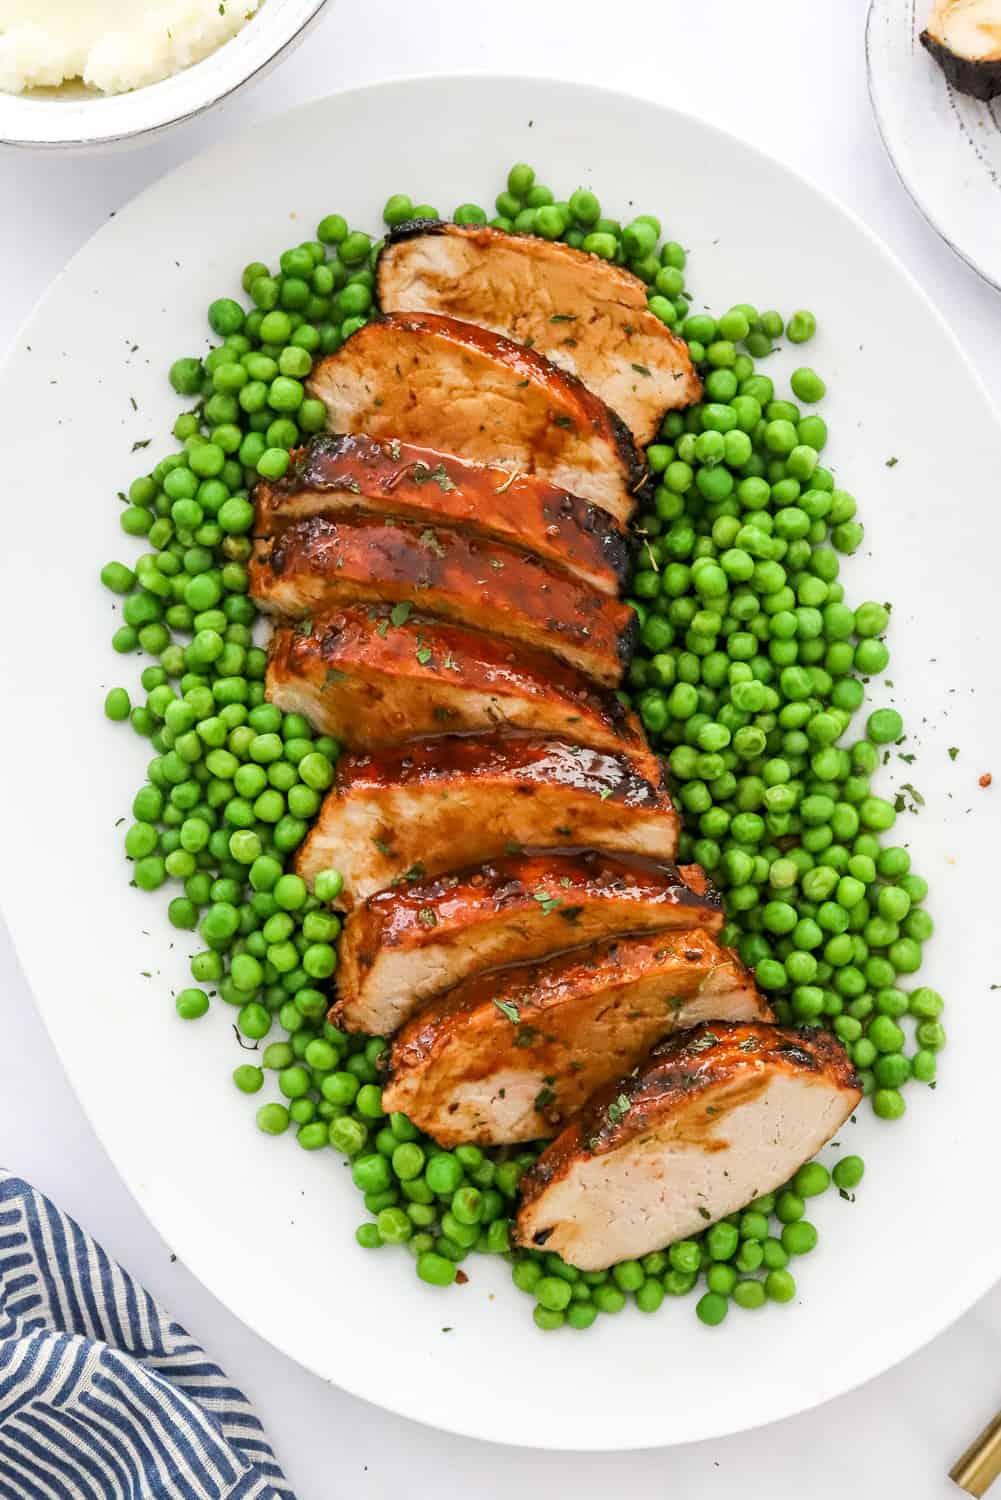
266, 607, 646, 755
250, 513, 636, 685
516, 1021, 861, 1270
295, 735, 678, 907
306, 313, 648, 522
378, 222, 701, 445
383, 931, 770, 1146
254, 435, 630, 597
333, 853, 722, 1036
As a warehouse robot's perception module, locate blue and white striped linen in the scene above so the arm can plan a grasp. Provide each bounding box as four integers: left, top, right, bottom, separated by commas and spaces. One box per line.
0, 1172, 294, 1500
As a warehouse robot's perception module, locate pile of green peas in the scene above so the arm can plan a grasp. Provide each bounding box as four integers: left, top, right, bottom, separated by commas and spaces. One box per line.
623, 301, 943, 1121
101, 160, 931, 1330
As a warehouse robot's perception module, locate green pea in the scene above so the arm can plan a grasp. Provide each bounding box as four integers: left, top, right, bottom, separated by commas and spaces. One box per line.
256, 1103, 290, 1136
233, 1065, 264, 1093
695, 1292, 728, 1326
416, 1252, 456, 1288
790, 367, 825, 402
873, 1088, 906, 1120
175, 988, 209, 1020
592, 1284, 626, 1315
786, 310, 817, 344
765, 1269, 797, 1303
867, 707, 903, 744
833, 1155, 865, 1191
792, 1162, 830, 1198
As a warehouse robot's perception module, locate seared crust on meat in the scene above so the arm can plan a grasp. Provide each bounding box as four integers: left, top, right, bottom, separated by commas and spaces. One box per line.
378, 221, 701, 444
383, 931, 770, 1145
333, 853, 722, 1036
516, 1021, 861, 1269
306, 312, 649, 522
294, 734, 678, 906
921, 0, 1001, 100
254, 435, 631, 597
265, 607, 646, 754
250, 513, 636, 685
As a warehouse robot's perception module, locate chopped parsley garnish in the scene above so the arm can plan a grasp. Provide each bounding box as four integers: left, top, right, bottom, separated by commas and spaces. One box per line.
390, 601, 412, 627
606, 1093, 631, 1126
948, 746, 960, 761
493, 999, 520, 1023
372, 837, 393, 856
630, 363, 652, 377
534, 1087, 557, 1111
416, 646, 433, 666
533, 892, 562, 916
413, 461, 456, 492
553, 414, 574, 429
550, 313, 577, 323
598, 787, 613, 802
417, 906, 437, 928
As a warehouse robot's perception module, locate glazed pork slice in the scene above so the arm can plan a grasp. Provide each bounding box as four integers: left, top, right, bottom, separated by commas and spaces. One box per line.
266, 607, 647, 755
254, 435, 630, 598
378, 221, 701, 445
332, 852, 722, 1036
294, 735, 678, 906
250, 513, 636, 685
383, 931, 770, 1146
306, 312, 648, 523
515, 1021, 861, 1270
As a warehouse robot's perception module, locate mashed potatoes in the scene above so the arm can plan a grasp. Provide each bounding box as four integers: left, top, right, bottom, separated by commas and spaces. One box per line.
0, 0, 262, 95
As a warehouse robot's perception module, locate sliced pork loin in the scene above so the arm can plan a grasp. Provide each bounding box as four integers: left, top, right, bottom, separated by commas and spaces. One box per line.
250, 513, 636, 686
254, 435, 630, 598
383, 931, 770, 1146
332, 853, 722, 1037
516, 1021, 861, 1270
295, 735, 678, 907
266, 607, 646, 755
306, 312, 648, 523
377, 221, 701, 445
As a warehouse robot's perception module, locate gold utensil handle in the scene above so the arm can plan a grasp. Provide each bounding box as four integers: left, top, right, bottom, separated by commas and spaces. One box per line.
951, 1410, 1001, 1496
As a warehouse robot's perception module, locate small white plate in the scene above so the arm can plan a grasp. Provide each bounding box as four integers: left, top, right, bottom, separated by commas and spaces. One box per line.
2, 75, 1001, 1451
867, 0, 1001, 289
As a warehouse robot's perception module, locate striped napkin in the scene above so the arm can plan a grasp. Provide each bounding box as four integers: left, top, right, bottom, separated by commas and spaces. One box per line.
0, 1172, 294, 1500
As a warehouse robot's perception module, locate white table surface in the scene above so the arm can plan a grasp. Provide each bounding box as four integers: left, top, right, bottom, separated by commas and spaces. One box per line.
3, 1, 1000, 1494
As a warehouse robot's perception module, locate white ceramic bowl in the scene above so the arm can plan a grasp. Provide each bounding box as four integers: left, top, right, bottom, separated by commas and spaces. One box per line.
0, 0, 331, 151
